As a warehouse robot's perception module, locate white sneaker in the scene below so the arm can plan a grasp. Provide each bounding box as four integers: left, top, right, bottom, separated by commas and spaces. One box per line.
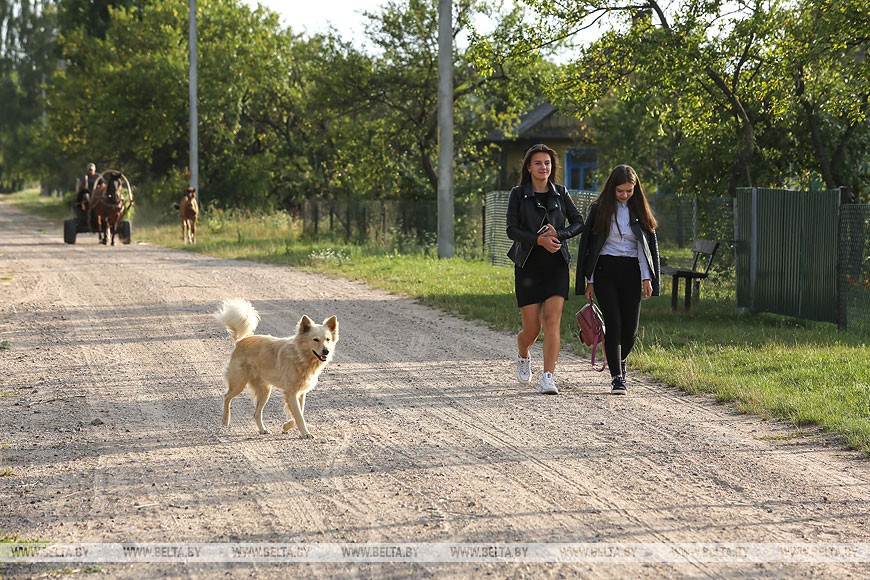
516, 354, 531, 384
539, 371, 558, 395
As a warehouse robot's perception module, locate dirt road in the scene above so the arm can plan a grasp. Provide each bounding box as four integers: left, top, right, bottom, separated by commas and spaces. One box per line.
0, 200, 867, 579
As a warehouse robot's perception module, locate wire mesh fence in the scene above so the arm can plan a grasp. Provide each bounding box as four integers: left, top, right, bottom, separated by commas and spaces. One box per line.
839, 204, 870, 334
298, 191, 734, 264
300, 198, 438, 246
484, 191, 733, 268
299, 197, 489, 254
295, 193, 866, 334
650, 194, 734, 247
484, 190, 599, 268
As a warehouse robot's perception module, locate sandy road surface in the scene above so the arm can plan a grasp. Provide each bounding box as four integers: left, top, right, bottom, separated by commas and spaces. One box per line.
0, 200, 867, 579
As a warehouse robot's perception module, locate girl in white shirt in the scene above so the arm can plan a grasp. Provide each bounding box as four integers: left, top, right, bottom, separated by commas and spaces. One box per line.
575, 165, 660, 395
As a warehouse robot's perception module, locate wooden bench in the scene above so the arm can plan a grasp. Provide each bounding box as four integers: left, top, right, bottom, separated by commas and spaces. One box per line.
660, 238, 719, 311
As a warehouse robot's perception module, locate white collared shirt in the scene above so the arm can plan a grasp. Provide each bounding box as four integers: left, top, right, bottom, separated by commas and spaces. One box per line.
590, 202, 651, 282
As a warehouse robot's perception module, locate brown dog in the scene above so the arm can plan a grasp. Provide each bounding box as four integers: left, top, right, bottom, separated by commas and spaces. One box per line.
172, 187, 198, 244
215, 299, 339, 439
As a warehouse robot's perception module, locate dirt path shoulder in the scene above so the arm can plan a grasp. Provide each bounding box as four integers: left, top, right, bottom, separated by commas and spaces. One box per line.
0, 200, 867, 579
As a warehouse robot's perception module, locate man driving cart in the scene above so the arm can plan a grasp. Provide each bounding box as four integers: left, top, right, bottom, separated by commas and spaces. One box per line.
75, 163, 102, 224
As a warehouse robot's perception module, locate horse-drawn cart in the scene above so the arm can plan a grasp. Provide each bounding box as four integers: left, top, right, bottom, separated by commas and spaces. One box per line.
64, 170, 134, 245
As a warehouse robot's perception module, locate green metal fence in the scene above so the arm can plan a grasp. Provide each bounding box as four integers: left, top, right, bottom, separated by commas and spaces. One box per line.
735, 187, 841, 324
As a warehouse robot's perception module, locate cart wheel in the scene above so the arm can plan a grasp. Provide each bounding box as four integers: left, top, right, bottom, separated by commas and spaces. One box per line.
64, 219, 78, 245
119, 220, 132, 245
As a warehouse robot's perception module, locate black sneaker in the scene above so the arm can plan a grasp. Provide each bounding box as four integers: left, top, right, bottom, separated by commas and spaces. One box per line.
610, 375, 627, 395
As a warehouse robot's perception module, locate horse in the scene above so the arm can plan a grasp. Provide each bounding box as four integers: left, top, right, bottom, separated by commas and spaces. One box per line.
173, 187, 199, 244
90, 171, 125, 246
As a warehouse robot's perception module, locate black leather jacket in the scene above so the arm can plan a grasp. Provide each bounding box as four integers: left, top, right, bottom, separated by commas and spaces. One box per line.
575, 201, 661, 296
506, 182, 584, 268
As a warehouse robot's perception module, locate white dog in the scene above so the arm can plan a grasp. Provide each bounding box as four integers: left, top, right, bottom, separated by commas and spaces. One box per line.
215, 299, 338, 438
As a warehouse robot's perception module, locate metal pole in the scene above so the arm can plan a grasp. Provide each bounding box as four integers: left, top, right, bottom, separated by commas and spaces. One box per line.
189, 0, 199, 200
41, 72, 48, 196
733, 195, 741, 311
437, 0, 454, 258
836, 188, 846, 331
749, 187, 758, 310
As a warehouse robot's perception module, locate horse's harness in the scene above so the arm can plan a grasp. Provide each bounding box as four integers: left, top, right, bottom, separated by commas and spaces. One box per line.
93, 177, 124, 210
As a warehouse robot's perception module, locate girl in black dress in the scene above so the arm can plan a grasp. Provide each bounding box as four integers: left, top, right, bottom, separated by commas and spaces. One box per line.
506, 144, 583, 394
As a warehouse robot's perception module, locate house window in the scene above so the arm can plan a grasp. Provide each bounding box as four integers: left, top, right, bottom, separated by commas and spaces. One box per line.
565, 147, 598, 191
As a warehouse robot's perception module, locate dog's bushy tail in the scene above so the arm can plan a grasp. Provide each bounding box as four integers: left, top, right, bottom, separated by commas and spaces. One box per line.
215, 299, 260, 342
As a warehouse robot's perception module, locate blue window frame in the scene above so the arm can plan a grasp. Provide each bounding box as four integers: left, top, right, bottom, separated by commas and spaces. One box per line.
565, 147, 598, 191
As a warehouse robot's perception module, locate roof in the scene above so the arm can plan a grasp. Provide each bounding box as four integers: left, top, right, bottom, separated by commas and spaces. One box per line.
485, 102, 584, 142
512, 103, 557, 138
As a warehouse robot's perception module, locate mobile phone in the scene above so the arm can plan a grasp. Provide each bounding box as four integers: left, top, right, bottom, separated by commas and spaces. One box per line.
537, 225, 549, 234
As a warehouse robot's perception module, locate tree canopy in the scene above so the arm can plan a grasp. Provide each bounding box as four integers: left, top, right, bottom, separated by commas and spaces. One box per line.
0, 0, 867, 205
511, 0, 869, 198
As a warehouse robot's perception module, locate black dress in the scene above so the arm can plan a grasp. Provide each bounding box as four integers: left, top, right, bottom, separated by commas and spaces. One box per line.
514, 192, 570, 307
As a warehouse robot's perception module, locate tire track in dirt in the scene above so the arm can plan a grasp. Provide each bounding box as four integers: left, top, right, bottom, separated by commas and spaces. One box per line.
93, 254, 336, 543
297, 306, 703, 576
299, 345, 731, 577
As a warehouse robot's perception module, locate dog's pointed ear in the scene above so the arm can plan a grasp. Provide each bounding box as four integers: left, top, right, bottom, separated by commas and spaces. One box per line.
298, 315, 314, 334
324, 316, 338, 341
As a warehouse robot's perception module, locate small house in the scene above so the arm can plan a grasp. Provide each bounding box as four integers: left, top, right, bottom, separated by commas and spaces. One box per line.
486, 102, 598, 191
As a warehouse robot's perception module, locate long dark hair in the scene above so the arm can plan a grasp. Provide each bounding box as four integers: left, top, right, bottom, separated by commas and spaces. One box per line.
518, 143, 558, 186
593, 164, 657, 234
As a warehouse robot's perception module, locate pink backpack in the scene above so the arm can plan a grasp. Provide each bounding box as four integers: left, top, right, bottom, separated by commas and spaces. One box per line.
576, 303, 606, 372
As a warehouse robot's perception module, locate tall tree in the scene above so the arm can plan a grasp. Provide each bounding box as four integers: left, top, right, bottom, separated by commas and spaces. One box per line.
42, 0, 306, 205
308, 0, 547, 201
36, 0, 555, 212
780, 0, 869, 199
506, 0, 869, 198
529, 0, 785, 194
0, 0, 58, 188
56, 0, 142, 39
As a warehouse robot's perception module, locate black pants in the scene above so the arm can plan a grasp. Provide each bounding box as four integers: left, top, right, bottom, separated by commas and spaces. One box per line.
593, 255, 642, 378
